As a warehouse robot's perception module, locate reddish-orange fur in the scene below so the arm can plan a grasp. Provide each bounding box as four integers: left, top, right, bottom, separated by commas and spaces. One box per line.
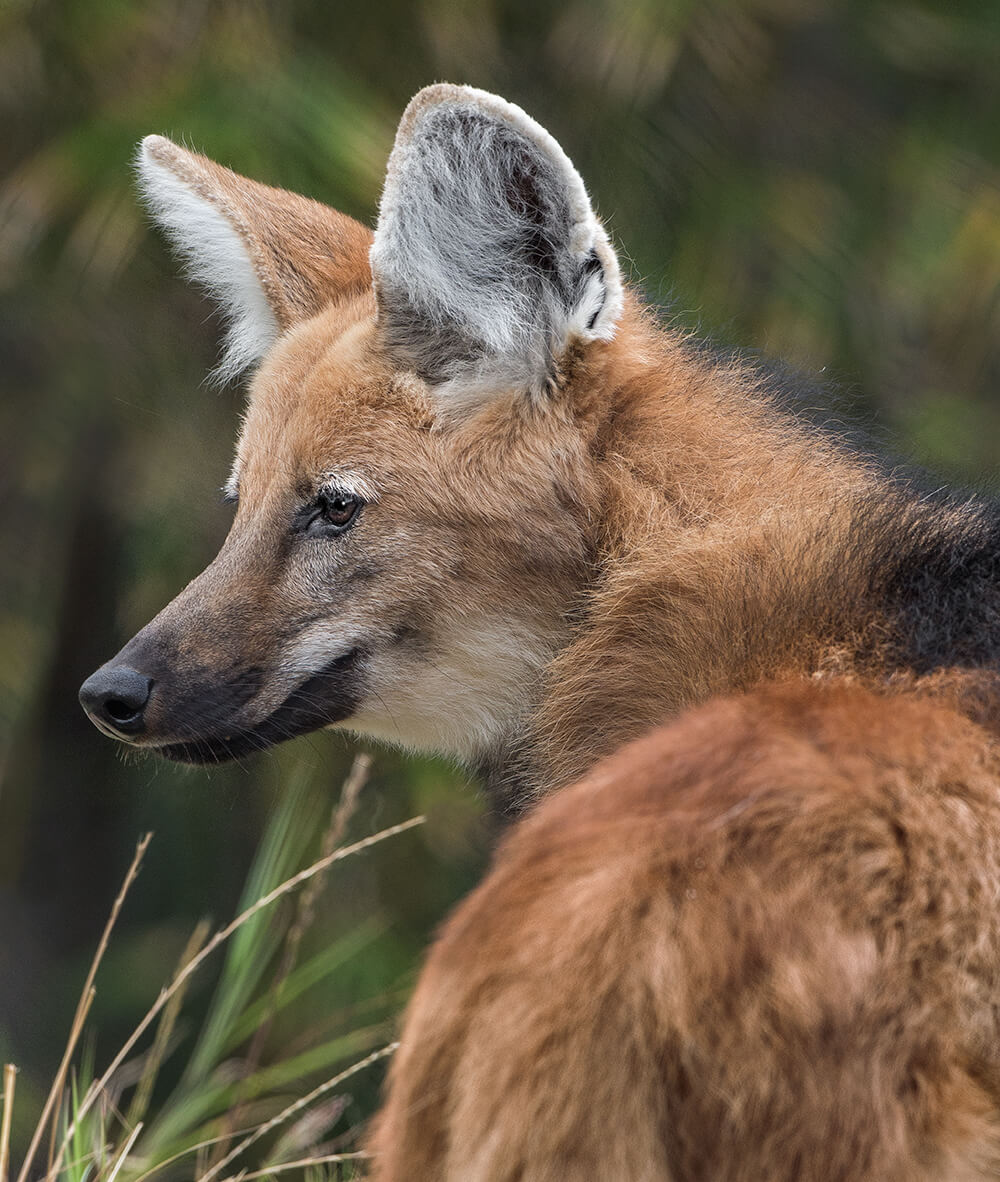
371, 681, 1000, 1180
83, 88, 1000, 1180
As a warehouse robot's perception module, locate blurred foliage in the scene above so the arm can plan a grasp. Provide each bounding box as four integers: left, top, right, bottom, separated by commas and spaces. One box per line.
27, 767, 410, 1179
1, 0, 998, 1168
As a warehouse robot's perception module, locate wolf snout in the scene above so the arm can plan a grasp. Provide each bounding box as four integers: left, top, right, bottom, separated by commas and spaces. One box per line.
79, 664, 153, 737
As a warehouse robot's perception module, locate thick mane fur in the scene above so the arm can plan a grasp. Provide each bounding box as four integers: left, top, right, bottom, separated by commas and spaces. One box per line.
369, 287, 1000, 1182
480, 301, 1000, 806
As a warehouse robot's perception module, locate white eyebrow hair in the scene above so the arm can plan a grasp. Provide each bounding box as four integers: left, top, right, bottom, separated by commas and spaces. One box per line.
221, 467, 380, 503
320, 470, 380, 502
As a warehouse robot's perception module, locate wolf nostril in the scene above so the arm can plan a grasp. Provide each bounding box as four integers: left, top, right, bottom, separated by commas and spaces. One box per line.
106, 697, 141, 723
79, 666, 153, 735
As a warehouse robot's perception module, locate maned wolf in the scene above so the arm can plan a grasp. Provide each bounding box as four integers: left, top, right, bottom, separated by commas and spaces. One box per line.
81, 85, 1000, 1179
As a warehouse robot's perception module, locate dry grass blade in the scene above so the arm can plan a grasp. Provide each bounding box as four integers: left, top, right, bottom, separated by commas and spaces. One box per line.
15, 832, 152, 1182
128, 1121, 272, 1182
211, 755, 371, 1167
126, 918, 211, 1130
196, 1041, 398, 1182
278, 753, 371, 989
219, 1150, 368, 1180
52, 816, 424, 1178
106, 1120, 143, 1182
1, 1064, 17, 1182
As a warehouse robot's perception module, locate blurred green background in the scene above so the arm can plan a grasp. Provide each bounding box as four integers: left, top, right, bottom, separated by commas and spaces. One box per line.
1, 0, 999, 1166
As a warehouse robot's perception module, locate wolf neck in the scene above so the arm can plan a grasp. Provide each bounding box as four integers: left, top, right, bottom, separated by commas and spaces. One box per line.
498, 322, 1000, 809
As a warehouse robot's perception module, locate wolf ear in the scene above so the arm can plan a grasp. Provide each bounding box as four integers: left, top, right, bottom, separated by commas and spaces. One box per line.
137, 136, 373, 382
370, 84, 623, 413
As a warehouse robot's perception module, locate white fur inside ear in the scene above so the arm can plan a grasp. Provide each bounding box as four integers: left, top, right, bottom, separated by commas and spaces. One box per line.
136, 136, 279, 383
371, 85, 623, 410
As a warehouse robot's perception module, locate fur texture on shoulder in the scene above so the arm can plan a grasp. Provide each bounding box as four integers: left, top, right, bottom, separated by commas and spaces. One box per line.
369, 679, 1000, 1181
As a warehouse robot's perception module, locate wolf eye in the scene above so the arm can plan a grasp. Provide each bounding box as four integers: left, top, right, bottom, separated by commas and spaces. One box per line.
313, 490, 362, 533
296, 486, 365, 537
323, 493, 359, 525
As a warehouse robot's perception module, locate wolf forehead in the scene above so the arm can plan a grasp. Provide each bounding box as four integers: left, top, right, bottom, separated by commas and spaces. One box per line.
223, 328, 433, 498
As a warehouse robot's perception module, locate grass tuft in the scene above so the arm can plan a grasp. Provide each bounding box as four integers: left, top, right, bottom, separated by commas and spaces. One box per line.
10, 755, 422, 1182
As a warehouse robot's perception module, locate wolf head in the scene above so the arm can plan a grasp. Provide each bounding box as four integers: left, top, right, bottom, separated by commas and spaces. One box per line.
79, 85, 624, 771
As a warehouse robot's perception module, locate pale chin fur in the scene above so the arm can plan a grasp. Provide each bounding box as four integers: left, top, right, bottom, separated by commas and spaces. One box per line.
342, 618, 557, 764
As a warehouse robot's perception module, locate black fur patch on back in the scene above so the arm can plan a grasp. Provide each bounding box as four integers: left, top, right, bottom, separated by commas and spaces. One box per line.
879, 493, 1000, 675
702, 331, 1000, 680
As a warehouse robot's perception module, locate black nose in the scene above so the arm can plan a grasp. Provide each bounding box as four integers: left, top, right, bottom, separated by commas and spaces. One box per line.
79, 666, 153, 735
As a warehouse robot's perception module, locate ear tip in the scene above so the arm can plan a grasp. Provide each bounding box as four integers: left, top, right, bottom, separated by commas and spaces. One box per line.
139, 133, 170, 157
136, 135, 188, 177
397, 83, 465, 138
400, 83, 530, 136
407, 81, 491, 107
